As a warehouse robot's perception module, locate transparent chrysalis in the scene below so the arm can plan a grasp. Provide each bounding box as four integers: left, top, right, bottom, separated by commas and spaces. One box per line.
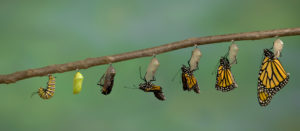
189, 48, 202, 71
273, 38, 284, 58
145, 57, 160, 82
228, 43, 239, 65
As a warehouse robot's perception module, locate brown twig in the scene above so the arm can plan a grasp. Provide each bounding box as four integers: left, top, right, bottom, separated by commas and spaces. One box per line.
1, 27, 300, 84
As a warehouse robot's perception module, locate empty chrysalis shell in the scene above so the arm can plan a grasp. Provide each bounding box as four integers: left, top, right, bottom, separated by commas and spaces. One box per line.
145, 57, 160, 82
273, 38, 284, 58
189, 48, 202, 71
229, 43, 239, 65
73, 72, 84, 94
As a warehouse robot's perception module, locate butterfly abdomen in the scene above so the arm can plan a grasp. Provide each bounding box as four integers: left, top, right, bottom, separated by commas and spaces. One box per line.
154, 91, 166, 101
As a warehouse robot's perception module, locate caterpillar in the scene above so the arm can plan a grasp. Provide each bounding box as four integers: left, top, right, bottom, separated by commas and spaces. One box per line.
32, 74, 56, 99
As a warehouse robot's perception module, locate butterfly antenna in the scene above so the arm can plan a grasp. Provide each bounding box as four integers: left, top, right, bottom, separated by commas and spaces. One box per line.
224, 46, 230, 58
211, 61, 219, 75
259, 49, 266, 63
270, 39, 275, 50
139, 66, 145, 81
171, 68, 181, 82
149, 76, 156, 82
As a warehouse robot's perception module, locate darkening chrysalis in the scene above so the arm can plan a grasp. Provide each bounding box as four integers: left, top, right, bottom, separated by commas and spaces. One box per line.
97, 64, 116, 95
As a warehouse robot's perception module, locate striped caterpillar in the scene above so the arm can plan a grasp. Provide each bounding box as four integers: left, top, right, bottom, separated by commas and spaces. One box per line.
32, 75, 56, 99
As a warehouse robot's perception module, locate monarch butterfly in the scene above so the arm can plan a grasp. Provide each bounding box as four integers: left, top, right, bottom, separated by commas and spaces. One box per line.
138, 60, 165, 101
139, 81, 165, 101
181, 48, 201, 93
32, 74, 56, 100
215, 57, 238, 92
97, 65, 116, 95
257, 49, 289, 106
181, 65, 200, 93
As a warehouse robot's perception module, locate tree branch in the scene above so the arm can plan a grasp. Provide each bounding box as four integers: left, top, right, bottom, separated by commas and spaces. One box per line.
1, 27, 300, 84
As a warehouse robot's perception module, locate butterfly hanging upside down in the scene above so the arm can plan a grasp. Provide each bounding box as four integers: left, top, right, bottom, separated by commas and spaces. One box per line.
215, 57, 238, 92
137, 57, 166, 101
139, 79, 165, 101
180, 47, 201, 93
32, 74, 56, 100
257, 49, 289, 106
181, 65, 200, 93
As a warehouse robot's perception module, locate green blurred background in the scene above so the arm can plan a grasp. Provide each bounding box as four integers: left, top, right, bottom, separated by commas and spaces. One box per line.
0, 0, 299, 131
